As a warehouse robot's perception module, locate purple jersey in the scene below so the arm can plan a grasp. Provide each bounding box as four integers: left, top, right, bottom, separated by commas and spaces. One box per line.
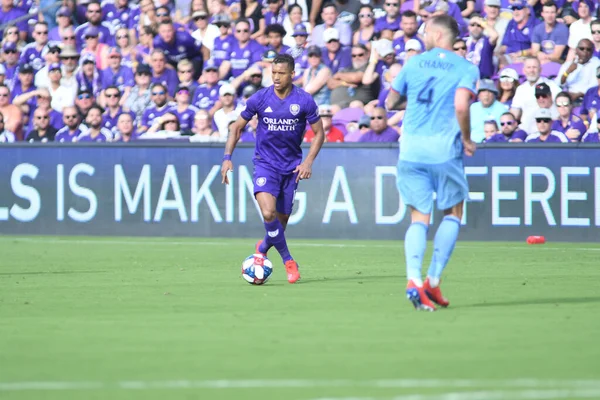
267, 44, 290, 55
103, 3, 136, 30
581, 86, 600, 116
466, 36, 494, 79
393, 36, 425, 64
358, 127, 400, 142
168, 105, 199, 130
19, 43, 46, 71
151, 69, 179, 97
241, 85, 319, 173
486, 131, 528, 142
531, 22, 569, 55
153, 30, 203, 64
374, 15, 401, 32
321, 47, 352, 75
192, 83, 222, 110
502, 16, 539, 55
4, 64, 17, 90
141, 104, 171, 129
263, 9, 287, 25
287, 46, 308, 79
551, 115, 587, 140
101, 66, 135, 92
77, 128, 112, 142
525, 130, 569, 143
0, 8, 28, 40
582, 132, 600, 143
55, 126, 83, 142
227, 40, 265, 78
103, 107, 135, 133
212, 35, 236, 65
74, 22, 114, 51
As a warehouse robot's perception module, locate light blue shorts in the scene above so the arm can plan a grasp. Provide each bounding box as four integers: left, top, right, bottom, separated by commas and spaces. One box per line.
396, 157, 469, 215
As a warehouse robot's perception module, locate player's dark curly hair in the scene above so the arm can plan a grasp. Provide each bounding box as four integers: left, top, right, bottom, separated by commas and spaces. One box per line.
273, 54, 295, 72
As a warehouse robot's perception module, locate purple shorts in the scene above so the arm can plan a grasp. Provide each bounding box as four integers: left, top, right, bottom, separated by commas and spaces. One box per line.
253, 165, 299, 215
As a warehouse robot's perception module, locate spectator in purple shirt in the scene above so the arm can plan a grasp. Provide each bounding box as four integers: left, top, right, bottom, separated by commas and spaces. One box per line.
103, 0, 137, 31
150, 49, 180, 97
286, 23, 309, 80
54, 106, 83, 142
0, 0, 28, 42
525, 108, 569, 142
102, 86, 133, 134
552, 91, 587, 141
482, 120, 500, 142
101, 47, 134, 101
212, 13, 235, 66
49, 7, 73, 42
193, 59, 224, 117
168, 85, 199, 131
486, 112, 528, 142
219, 19, 265, 79
531, 1, 569, 64
358, 107, 400, 142
154, 20, 203, 73
322, 28, 351, 75
114, 113, 139, 142
466, 15, 498, 79
392, 11, 424, 65
500, 0, 539, 64
135, 27, 154, 67
74, 1, 115, 51
139, 83, 171, 133
78, 105, 113, 142
375, 0, 401, 33
76, 54, 103, 98
580, 66, 600, 123
20, 22, 50, 72
263, 0, 287, 27
264, 24, 290, 55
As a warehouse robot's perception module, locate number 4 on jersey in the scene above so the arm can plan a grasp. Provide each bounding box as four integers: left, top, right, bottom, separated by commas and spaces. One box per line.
417, 77, 436, 109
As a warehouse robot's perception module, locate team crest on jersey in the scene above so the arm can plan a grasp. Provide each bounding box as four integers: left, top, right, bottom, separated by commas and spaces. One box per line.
223, 42, 229, 49
289, 104, 300, 116
256, 177, 267, 187
244, 50, 250, 58
178, 45, 185, 53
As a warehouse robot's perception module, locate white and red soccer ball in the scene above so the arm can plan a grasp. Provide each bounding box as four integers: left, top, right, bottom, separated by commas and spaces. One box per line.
241, 254, 274, 285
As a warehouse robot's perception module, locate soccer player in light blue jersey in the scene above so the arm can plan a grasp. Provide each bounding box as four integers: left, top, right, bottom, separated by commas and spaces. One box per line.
385, 15, 480, 311
221, 54, 325, 284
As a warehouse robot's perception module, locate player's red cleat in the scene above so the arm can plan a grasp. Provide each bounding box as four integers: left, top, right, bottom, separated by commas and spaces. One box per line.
284, 260, 301, 284
406, 280, 436, 311
255, 240, 267, 257
424, 278, 450, 308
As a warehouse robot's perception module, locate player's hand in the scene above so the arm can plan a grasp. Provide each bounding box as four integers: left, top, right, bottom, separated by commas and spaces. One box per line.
293, 162, 312, 183
463, 139, 476, 157
221, 160, 233, 184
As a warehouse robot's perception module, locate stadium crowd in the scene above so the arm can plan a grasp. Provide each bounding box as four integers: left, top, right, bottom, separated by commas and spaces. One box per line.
0, 0, 599, 143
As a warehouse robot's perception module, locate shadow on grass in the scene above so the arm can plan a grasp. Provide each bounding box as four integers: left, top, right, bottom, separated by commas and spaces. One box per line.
457, 296, 600, 308
299, 274, 400, 285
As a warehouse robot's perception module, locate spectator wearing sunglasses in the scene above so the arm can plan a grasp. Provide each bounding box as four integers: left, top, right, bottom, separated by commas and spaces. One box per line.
358, 107, 399, 142
375, 0, 402, 33
168, 85, 199, 131
466, 15, 498, 79
74, 1, 114, 52
556, 39, 600, 102
2, 42, 20, 89
486, 112, 528, 142
20, 22, 51, 72
34, 42, 61, 88
591, 20, 600, 58
525, 108, 568, 142
49, 7, 73, 42
102, 86, 134, 133
74, 88, 95, 121
55, 107, 83, 143
26, 108, 58, 142
453, 38, 467, 58
140, 83, 171, 133
211, 13, 235, 67
580, 65, 600, 124
149, 49, 179, 97
566, 0, 596, 60
190, 10, 219, 61
192, 59, 225, 117
392, 11, 424, 65
219, 19, 265, 79
499, 0, 540, 64
113, 113, 139, 142
552, 91, 587, 141
497, 67, 520, 108
11, 64, 36, 108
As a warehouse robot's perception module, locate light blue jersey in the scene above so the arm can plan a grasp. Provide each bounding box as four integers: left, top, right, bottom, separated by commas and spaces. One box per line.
391, 48, 480, 164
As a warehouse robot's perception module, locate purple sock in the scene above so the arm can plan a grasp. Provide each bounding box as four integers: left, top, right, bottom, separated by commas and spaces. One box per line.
262, 219, 292, 262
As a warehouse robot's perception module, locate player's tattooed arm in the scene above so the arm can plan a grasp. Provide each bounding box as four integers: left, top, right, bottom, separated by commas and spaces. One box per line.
221, 116, 250, 184
385, 89, 407, 111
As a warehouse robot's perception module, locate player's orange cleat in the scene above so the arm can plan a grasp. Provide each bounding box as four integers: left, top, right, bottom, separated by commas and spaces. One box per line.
406, 280, 436, 311
255, 240, 267, 257
284, 260, 301, 284
424, 278, 449, 308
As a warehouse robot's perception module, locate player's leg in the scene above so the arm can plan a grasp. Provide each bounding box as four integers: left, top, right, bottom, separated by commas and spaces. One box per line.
397, 160, 436, 311
257, 212, 290, 255
253, 166, 284, 258
274, 173, 300, 283
424, 159, 469, 307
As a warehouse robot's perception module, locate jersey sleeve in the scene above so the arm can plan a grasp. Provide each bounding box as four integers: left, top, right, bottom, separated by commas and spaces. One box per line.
240, 92, 258, 121
457, 63, 480, 97
305, 95, 320, 124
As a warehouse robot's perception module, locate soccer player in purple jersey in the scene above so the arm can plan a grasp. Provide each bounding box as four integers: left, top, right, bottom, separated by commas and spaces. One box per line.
221, 54, 325, 284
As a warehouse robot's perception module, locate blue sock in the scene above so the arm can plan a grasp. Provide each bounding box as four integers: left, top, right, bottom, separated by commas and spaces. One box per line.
262, 219, 292, 262
427, 216, 461, 283
405, 222, 428, 285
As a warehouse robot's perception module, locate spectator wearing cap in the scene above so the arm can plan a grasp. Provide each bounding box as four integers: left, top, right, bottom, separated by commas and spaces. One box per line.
50, 6, 74, 42
56, 46, 80, 94
101, 47, 134, 103
556, 39, 600, 102
304, 105, 344, 143
486, 112, 528, 142
567, 0, 596, 60
26, 107, 58, 142
80, 26, 110, 71
154, 19, 204, 75
527, 82, 560, 133
580, 65, 600, 123
301, 45, 331, 106
139, 83, 171, 133
404, 39, 423, 65
230, 65, 265, 98
552, 91, 587, 141
11, 64, 37, 106
113, 113, 139, 142
0, 84, 22, 138
358, 107, 400, 142
375, 0, 402, 33
55, 106, 83, 143
531, 1, 569, 65
0, 111, 15, 143
482, 0, 509, 53
124, 64, 153, 123
192, 59, 225, 117
311, 3, 352, 48
525, 108, 568, 142
149, 49, 180, 97
74, 1, 114, 51
45, 62, 75, 112
239, 85, 257, 108
470, 79, 508, 142
78, 105, 113, 142
363, 39, 396, 89
76, 54, 103, 98
353, 5, 375, 48
466, 15, 499, 79
19, 22, 51, 73
219, 19, 265, 80
511, 57, 561, 131
321, 28, 351, 75
497, 67, 520, 108
168, 85, 199, 131
102, 0, 137, 32
392, 11, 424, 65
188, 110, 220, 142
328, 44, 376, 110
286, 23, 309, 79
283, 4, 311, 49
176, 59, 200, 97
265, 24, 290, 55
2, 42, 20, 89
213, 83, 242, 140
211, 13, 236, 66
0, 0, 28, 42
191, 10, 219, 60
264, 0, 287, 28
34, 42, 61, 89
102, 85, 134, 133
499, 0, 540, 64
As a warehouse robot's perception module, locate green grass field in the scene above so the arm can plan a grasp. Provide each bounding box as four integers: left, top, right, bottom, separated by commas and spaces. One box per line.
1, 236, 599, 400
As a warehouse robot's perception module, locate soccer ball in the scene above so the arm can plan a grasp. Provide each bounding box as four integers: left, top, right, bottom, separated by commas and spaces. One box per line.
241, 254, 274, 285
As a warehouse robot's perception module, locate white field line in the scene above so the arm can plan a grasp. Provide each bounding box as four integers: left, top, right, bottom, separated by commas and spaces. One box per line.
311, 388, 600, 400
1, 236, 599, 252
0, 379, 599, 392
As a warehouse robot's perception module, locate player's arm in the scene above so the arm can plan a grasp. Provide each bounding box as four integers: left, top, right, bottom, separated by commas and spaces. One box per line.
386, 60, 409, 111
455, 88, 476, 156
294, 117, 324, 183
221, 115, 250, 184
385, 89, 407, 111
